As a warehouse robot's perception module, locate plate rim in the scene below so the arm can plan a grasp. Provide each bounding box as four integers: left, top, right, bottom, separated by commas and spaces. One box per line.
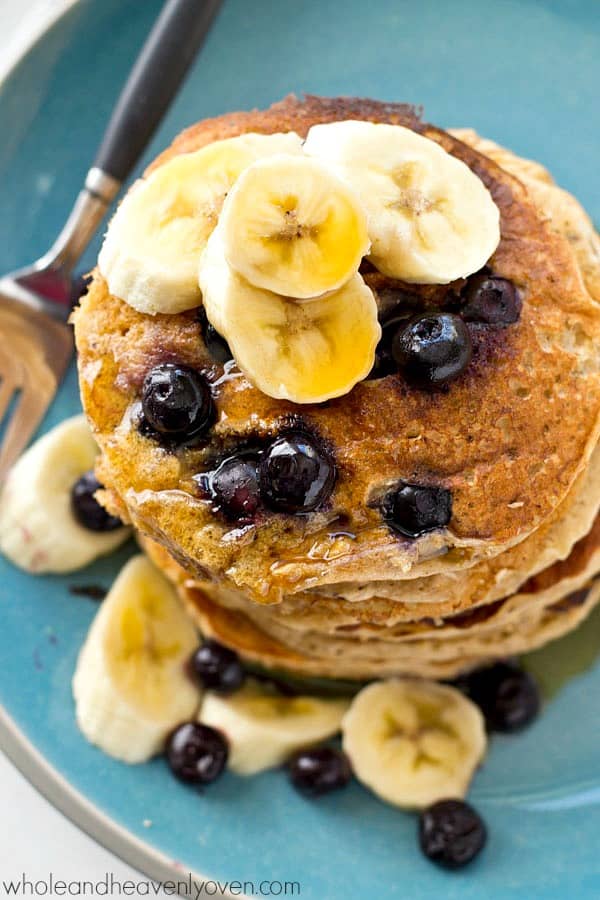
0, 0, 80, 86
0, 704, 242, 898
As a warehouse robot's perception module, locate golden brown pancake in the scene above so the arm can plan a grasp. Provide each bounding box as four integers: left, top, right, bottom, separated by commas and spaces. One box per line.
74, 96, 600, 610
141, 527, 600, 681
303, 441, 600, 623
451, 129, 600, 304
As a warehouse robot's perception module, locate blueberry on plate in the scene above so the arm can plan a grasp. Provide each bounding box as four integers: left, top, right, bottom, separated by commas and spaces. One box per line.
198, 307, 233, 364
382, 482, 452, 538
166, 721, 228, 784
259, 432, 336, 514
461, 273, 522, 325
208, 455, 261, 523
287, 747, 352, 797
391, 312, 472, 387
71, 471, 123, 532
459, 661, 540, 732
419, 799, 487, 869
141, 363, 215, 442
191, 639, 245, 694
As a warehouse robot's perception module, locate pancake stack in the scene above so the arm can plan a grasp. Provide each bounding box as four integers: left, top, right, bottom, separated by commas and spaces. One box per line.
73, 96, 600, 682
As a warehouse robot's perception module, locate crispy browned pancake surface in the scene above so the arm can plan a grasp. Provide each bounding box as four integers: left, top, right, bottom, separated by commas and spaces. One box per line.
142, 519, 600, 681
74, 96, 600, 603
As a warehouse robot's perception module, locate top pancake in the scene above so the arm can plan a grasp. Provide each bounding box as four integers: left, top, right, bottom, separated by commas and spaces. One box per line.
74, 95, 600, 603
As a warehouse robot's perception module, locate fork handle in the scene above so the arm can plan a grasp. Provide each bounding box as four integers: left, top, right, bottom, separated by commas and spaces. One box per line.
39, 0, 221, 296
93, 0, 222, 184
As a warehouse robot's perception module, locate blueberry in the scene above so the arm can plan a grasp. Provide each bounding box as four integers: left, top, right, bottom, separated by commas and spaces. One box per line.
141, 364, 214, 441
368, 312, 416, 379
166, 721, 228, 784
391, 313, 472, 387
191, 639, 245, 694
368, 348, 396, 380
461, 273, 521, 326
419, 799, 487, 869
376, 286, 423, 320
70, 471, 123, 532
198, 308, 233, 364
209, 455, 260, 522
382, 482, 452, 538
259, 432, 336, 513
459, 661, 540, 732
288, 747, 352, 797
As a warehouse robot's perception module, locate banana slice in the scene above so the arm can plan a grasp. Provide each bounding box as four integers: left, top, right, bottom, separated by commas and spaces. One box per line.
304, 120, 500, 284
99, 132, 303, 315
342, 679, 486, 809
197, 230, 230, 337
199, 679, 349, 775
198, 229, 380, 403
0, 415, 129, 573
73, 555, 201, 763
221, 154, 370, 298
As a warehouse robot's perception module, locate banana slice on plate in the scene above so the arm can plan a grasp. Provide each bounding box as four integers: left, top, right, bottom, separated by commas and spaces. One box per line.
0, 415, 129, 573
304, 120, 500, 284
73, 555, 201, 763
198, 229, 380, 403
99, 131, 303, 315
199, 679, 349, 775
342, 679, 486, 809
220, 154, 370, 298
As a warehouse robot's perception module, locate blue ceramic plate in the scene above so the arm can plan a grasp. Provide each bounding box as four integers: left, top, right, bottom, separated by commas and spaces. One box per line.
1, 1, 599, 897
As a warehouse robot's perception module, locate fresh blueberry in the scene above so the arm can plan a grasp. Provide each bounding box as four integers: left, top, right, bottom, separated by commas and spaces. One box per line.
376, 286, 423, 320
367, 286, 425, 381
191, 639, 245, 694
382, 482, 452, 538
368, 312, 417, 379
141, 364, 214, 441
259, 432, 336, 514
198, 307, 233, 364
166, 721, 228, 784
288, 747, 352, 797
459, 661, 540, 732
391, 313, 472, 387
461, 273, 522, 325
70, 471, 123, 532
419, 799, 487, 869
368, 347, 396, 380
208, 455, 260, 523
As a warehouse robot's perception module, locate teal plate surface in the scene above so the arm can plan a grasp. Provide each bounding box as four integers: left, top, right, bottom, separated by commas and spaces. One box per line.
0, 1, 599, 897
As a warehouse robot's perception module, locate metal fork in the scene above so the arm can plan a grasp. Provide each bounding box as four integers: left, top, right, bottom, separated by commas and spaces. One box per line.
0, 0, 222, 483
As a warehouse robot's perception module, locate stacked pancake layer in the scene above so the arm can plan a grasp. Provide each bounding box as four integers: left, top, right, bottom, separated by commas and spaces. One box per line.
73, 96, 600, 681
